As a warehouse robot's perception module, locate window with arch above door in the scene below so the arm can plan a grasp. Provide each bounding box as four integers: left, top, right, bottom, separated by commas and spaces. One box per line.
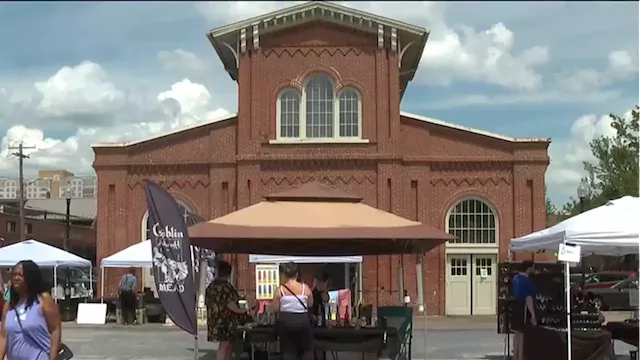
446, 198, 497, 245
275, 74, 363, 142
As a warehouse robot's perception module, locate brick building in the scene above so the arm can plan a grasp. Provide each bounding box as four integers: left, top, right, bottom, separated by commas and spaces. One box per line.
93, 2, 550, 315
0, 209, 96, 263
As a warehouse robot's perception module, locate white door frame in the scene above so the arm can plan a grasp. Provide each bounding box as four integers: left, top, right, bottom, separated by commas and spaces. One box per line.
445, 254, 472, 315
445, 247, 499, 315
471, 254, 497, 315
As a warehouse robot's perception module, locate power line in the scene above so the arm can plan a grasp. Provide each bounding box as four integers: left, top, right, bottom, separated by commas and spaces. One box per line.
8, 142, 36, 243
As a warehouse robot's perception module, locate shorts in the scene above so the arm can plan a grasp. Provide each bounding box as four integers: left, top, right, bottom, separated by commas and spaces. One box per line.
510, 301, 532, 332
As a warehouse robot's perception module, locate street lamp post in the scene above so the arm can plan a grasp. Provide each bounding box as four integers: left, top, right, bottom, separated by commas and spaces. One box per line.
64, 188, 71, 251
63, 188, 72, 315
577, 179, 589, 288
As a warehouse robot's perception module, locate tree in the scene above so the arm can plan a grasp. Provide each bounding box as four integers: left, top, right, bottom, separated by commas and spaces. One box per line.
562, 106, 639, 214
584, 106, 639, 205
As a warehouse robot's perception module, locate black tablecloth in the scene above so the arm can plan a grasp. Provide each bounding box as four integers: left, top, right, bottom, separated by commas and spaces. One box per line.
523, 326, 616, 360
606, 321, 639, 347
234, 326, 398, 359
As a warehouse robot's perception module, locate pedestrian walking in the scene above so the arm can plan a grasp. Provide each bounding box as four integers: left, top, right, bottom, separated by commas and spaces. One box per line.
511, 261, 537, 360
118, 267, 138, 325
0, 260, 62, 360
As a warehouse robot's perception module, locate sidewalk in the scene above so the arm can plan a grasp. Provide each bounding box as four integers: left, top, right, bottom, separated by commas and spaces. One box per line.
63, 311, 633, 331
413, 315, 497, 330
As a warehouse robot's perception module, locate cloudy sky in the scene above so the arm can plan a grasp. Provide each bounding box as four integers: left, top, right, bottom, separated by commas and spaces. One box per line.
0, 1, 637, 206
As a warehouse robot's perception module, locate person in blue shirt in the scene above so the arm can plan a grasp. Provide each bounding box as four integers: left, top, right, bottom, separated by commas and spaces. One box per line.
512, 261, 537, 360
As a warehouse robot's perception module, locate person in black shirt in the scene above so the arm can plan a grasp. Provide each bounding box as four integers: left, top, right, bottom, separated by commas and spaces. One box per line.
311, 269, 329, 325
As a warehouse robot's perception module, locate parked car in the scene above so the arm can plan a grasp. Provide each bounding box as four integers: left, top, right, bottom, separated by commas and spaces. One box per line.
575, 271, 635, 290
41, 267, 97, 297
588, 277, 639, 310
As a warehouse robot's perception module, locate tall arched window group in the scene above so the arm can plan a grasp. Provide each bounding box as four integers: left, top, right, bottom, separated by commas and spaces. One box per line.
277, 74, 361, 140
446, 198, 497, 244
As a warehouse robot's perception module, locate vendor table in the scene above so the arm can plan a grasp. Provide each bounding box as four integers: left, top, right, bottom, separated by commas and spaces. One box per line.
523, 326, 616, 360
234, 326, 399, 360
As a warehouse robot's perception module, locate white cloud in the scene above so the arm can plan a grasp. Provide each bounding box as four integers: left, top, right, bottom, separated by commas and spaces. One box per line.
416, 89, 621, 110
158, 49, 211, 73
34, 61, 126, 117
546, 110, 630, 201
554, 50, 639, 93
0, 61, 230, 176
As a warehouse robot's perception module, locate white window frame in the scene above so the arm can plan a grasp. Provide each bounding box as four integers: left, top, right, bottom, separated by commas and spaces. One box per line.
272, 75, 367, 144
445, 197, 499, 248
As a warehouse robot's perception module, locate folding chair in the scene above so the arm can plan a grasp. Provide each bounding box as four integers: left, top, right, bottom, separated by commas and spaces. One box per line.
377, 306, 413, 360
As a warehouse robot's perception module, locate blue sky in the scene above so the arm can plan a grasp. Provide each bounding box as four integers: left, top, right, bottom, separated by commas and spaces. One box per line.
0, 1, 637, 207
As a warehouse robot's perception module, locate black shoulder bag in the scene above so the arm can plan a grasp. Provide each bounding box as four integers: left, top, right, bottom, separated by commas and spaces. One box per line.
280, 284, 315, 326
14, 304, 74, 360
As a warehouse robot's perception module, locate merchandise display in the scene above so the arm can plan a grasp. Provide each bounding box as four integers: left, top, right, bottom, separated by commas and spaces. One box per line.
497, 262, 566, 334
571, 308, 602, 333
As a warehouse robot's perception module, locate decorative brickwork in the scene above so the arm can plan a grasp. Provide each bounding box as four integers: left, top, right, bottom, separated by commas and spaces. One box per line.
93, 20, 550, 315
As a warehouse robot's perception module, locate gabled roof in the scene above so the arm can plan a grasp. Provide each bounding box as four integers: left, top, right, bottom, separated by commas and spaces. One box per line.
91, 110, 548, 150
401, 111, 550, 144
206, 1, 428, 98
91, 113, 237, 149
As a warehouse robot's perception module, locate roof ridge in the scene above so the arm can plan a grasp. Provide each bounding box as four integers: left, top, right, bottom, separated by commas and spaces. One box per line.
400, 111, 550, 143
91, 112, 237, 149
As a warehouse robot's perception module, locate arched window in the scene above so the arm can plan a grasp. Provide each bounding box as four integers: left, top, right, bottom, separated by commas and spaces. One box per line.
278, 90, 301, 138
305, 76, 334, 138
338, 89, 360, 137
446, 198, 497, 244
275, 74, 362, 141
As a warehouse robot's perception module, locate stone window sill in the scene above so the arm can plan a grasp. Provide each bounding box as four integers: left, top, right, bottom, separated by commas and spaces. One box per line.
268, 138, 370, 145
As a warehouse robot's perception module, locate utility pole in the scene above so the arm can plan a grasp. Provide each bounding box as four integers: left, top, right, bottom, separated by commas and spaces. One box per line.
9, 142, 35, 242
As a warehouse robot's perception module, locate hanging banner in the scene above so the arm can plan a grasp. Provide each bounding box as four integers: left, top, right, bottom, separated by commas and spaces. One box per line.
144, 180, 197, 335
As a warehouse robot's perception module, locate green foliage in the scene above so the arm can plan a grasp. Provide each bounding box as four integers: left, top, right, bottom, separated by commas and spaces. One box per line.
561, 106, 639, 216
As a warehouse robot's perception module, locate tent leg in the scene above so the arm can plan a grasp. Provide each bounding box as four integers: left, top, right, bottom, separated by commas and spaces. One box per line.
89, 266, 93, 298
100, 267, 105, 303
416, 254, 427, 360
632, 262, 640, 320
53, 266, 58, 304
397, 264, 404, 305
565, 261, 572, 360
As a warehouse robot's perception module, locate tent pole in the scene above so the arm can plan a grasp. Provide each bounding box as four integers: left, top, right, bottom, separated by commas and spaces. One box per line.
565, 260, 572, 360
416, 253, 427, 360
397, 258, 404, 305
89, 266, 93, 298
53, 265, 58, 304
100, 267, 105, 303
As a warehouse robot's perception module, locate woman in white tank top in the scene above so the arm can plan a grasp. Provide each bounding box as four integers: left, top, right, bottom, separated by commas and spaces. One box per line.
271, 262, 314, 360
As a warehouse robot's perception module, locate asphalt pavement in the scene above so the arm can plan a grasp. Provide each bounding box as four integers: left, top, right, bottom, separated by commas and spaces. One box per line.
62, 323, 637, 360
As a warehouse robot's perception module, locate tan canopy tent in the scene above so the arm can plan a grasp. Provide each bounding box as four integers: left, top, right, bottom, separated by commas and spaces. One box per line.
189, 182, 453, 255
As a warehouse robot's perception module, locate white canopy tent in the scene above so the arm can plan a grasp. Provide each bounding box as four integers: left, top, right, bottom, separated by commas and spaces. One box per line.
248, 255, 362, 264
0, 239, 93, 301
101, 240, 154, 268
509, 196, 639, 360
99, 240, 209, 299
510, 196, 640, 256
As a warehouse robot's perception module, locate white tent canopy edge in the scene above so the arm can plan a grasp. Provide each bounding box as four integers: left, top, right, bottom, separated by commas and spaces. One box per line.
508, 196, 640, 360
0, 239, 93, 302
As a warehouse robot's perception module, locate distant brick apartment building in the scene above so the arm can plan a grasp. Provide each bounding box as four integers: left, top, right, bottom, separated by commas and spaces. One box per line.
93, 2, 551, 315
0, 169, 97, 200
0, 204, 96, 263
